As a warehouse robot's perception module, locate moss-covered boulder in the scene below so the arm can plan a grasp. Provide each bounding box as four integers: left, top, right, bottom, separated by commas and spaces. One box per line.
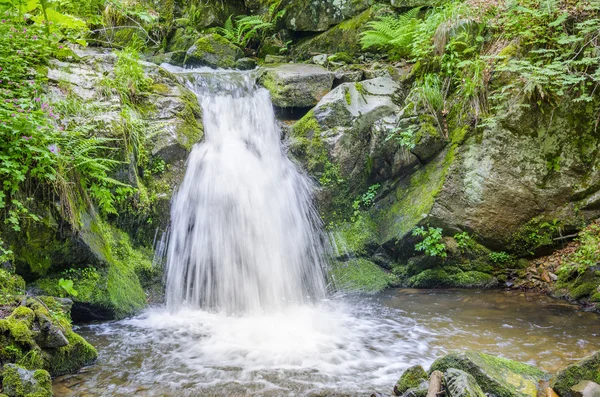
429, 351, 548, 397
184, 34, 243, 69
445, 368, 486, 397
551, 351, 600, 397
259, 64, 334, 108
281, 0, 373, 32
331, 258, 393, 293
394, 365, 428, 396
0, 299, 97, 377
0, 271, 25, 306
292, 6, 389, 58
1, 364, 52, 397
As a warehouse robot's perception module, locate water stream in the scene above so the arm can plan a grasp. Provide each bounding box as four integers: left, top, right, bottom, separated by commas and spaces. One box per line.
53, 68, 600, 396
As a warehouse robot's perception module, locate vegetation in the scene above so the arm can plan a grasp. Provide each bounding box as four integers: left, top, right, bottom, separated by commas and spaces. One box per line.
412, 226, 447, 258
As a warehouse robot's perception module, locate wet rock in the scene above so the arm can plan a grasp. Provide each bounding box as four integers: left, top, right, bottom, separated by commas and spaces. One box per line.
264, 54, 289, 63
312, 54, 329, 66
1, 364, 52, 397
281, 0, 373, 32
551, 351, 600, 397
258, 64, 334, 108
235, 57, 257, 70
334, 68, 364, 85
571, 381, 600, 397
394, 365, 428, 396
35, 322, 69, 349
429, 351, 547, 397
445, 368, 486, 397
184, 34, 243, 69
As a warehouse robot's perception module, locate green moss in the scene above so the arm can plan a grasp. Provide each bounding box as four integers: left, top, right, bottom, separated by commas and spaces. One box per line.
333, 216, 378, 255
1, 364, 52, 397
429, 351, 547, 397
45, 331, 97, 376
344, 86, 352, 105
0, 269, 25, 304
551, 351, 600, 396
331, 258, 393, 293
376, 145, 455, 244
395, 365, 428, 395
176, 87, 204, 150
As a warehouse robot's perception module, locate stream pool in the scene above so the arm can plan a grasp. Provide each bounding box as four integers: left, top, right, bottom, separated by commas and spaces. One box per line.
53, 289, 600, 396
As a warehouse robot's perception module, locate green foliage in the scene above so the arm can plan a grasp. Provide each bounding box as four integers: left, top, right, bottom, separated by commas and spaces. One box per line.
558, 222, 600, 276
488, 251, 512, 264
57, 278, 78, 297
412, 226, 447, 258
351, 183, 380, 221
360, 8, 422, 60
216, 4, 284, 50
454, 231, 474, 251
102, 43, 151, 104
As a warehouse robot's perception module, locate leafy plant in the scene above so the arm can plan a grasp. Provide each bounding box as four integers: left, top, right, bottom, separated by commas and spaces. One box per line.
454, 231, 474, 251
216, 4, 284, 49
360, 8, 422, 59
412, 226, 447, 258
351, 184, 380, 221
558, 222, 600, 276
489, 251, 512, 264
58, 278, 78, 296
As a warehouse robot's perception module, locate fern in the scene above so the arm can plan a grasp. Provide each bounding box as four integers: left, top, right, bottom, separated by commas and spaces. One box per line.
216, 14, 275, 48
360, 8, 421, 59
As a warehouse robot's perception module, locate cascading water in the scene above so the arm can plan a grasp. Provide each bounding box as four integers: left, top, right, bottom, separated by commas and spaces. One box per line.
51, 69, 600, 397
164, 69, 327, 314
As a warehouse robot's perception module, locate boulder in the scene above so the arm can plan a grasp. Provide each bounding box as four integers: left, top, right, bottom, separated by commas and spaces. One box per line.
334, 68, 364, 85
551, 351, 600, 397
571, 381, 600, 397
258, 64, 334, 108
281, 0, 373, 32
429, 351, 548, 397
445, 368, 486, 397
184, 34, 243, 69
289, 77, 407, 190
1, 364, 52, 397
292, 7, 387, 58
394, 365, 428, 396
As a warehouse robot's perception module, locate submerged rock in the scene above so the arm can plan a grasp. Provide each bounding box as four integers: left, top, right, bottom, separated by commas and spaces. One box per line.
394, 365, 428, 396
429, 351, 547, 397
184, 34, 243, 69
551, 351, 600, 397
445, 368, 486, 397
258, 64, 334, 108
1, 364, 52, 397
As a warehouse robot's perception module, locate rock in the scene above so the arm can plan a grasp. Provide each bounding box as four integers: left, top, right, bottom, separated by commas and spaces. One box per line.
258, 64, 334, 108
235, 57, 257, 70
445, 368, 486, 397
184, 34, 243, 69
571, 381, 600, 397
290, 77, 407, 191
551, 351, 600, 397
1, 364, 52, 397
334, 68, 364, 85
35, 323, 69, 349
394, 365, 428, 395
429, 351, 548, 397
292, 7, 388, 58
264, 54, 289, 63
409, 118, 447, 163
404, 386, 428, 397
176, 0, 246, 30
312, 54, 329, 66
281, 0, 373, 32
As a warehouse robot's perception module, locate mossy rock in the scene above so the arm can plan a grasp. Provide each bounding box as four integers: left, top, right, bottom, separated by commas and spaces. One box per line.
0, 301, 97, 378
1, 364, 52, 397
429, 351, 548, 397
282, 0, 373, 32
394, 365, 428, 396
292, 6, 388, 58
405, 266, 496, 288
183, 34, 243, 69
550, 351, 600, 397
0, 270, 25, 306
445, 368, 486, 397
330, 258, 393, 293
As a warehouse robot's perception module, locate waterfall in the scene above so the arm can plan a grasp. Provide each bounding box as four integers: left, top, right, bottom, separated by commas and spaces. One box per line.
163, 68, 328, 314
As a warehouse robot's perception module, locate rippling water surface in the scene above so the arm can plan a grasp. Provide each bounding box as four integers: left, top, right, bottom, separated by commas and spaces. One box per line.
54, 289, 600, 397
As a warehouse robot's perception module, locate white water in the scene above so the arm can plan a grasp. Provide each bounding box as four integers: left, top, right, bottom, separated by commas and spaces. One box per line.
164, 68, 327, 314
